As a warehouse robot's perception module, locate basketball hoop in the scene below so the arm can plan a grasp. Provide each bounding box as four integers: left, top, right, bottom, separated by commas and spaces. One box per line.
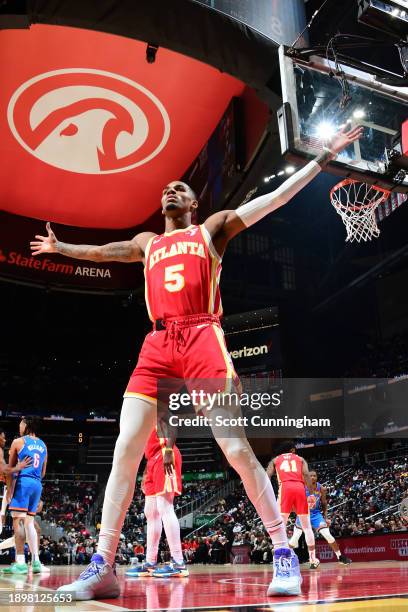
330, 179, 390, 243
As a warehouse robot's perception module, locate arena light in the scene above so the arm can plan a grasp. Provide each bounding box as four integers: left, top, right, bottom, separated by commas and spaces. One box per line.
353, 109, 366, 119
315, 121, 337, 140
285, 165, 296, 174
358, 0, 408, 38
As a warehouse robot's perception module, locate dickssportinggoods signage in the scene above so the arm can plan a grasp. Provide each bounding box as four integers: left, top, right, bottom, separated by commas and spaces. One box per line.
194, 514, 218, 527
316, 533, 408, 562
182, 471, 225, 482
0, 211, 143, 292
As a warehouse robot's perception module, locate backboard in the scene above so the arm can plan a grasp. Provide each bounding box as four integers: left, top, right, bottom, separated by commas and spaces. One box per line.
278, 46, 408, 194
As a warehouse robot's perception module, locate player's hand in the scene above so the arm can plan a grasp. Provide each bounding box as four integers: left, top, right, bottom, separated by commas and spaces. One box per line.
163, 449, 175, 475
329, 125, 363, 156
30, 222, 58, 256
307, 494, 317, 509
16, 456, 32, 470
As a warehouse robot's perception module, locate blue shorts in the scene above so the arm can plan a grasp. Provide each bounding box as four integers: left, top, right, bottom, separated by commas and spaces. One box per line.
9, 477, 42, 515
296, 511, 327, 531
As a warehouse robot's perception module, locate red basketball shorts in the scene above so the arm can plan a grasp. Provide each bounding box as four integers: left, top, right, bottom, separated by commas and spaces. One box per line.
278, 481, 309, 515
142, 447, 182, 497
124, 314, 239, 402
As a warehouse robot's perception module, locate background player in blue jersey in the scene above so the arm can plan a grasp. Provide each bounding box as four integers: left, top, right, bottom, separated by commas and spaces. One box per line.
289, 470, 352, 567
2, 417, 47, 575
0, 428, 32, 536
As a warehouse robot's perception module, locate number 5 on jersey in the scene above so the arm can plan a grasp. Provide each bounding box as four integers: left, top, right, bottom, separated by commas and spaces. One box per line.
165, 264, 185, 292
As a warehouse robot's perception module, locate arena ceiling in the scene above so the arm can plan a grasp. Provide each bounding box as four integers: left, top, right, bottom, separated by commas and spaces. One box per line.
0, 0, 280, 229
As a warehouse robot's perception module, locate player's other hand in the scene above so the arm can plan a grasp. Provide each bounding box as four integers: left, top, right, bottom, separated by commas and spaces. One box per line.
307, 494, 317, 509
16, 456, 32, 470
329, 125, 363, 156
163, 449, 175, 475
30, 222, 58, 256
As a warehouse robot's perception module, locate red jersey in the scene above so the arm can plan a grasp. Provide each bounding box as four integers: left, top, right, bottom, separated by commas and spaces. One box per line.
144, 224, 222, 321
275, 453, 304, 484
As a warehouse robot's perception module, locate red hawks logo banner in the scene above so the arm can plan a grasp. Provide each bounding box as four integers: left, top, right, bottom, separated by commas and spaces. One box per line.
0, 25, 244, 229
8, 69, 170, 175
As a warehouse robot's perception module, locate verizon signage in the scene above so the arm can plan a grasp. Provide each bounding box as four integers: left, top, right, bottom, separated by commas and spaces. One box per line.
0, 211, 143, 292
230, 345, 268, 359
225, 325, 282, 373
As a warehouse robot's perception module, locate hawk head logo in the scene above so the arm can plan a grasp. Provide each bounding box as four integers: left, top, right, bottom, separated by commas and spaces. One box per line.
8, 69, 170, 174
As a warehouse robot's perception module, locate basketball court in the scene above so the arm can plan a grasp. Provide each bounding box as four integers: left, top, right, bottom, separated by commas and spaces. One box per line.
0, 562, 407, 611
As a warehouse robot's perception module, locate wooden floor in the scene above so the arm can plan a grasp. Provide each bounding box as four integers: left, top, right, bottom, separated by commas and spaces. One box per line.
0, 561, 407, 611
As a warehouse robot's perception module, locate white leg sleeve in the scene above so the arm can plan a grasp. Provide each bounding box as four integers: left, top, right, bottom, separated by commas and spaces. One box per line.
289, 526, 303, 548
213, 434, 287, 549
319, 527, 335, 544
97, 397, 156, 566
298, 515, 315, 548
157, 493, 183, 564
25, 516, 39, 562
0, 536, 15, 551
144, 496, 162, 564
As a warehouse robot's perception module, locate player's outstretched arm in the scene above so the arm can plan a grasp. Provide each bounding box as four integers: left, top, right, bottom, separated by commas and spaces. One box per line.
205, 126, 362, 255
30, 222, 156, 263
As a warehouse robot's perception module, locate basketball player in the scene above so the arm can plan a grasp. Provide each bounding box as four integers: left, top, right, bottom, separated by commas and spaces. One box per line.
1, 417, 47, 575
0, 428, 32, 536
30, 125, 362, 599
0, 500, 45, 567
125, 427, 188, 577
289, 470, 352, 565
267, 441, 319, 569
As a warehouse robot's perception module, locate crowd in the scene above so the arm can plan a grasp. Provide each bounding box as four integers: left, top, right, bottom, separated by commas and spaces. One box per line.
38, 481, 98, 532
176, 456, 407, 564
2, 456, 405, 567
321, 458, 407, 537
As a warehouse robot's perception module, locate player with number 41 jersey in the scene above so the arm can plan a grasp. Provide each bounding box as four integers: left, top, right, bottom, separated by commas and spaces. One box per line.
267, 442, 320, 569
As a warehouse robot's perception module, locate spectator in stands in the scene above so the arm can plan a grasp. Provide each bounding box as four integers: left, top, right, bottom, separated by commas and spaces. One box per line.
133, 542, 145, 562
193, 538, 209, 564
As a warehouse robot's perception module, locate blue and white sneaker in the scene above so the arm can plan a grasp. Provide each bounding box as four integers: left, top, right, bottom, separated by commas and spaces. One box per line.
152, 559, 189, 578
56, 554, 120, 600
267, 548, 302, 596
125, 561, 157, 577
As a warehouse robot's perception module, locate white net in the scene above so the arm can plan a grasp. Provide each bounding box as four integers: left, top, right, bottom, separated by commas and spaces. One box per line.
330, 179, 390, 243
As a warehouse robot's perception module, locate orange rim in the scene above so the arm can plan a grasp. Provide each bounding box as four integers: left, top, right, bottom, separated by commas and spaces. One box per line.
330, 178, 390, 212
